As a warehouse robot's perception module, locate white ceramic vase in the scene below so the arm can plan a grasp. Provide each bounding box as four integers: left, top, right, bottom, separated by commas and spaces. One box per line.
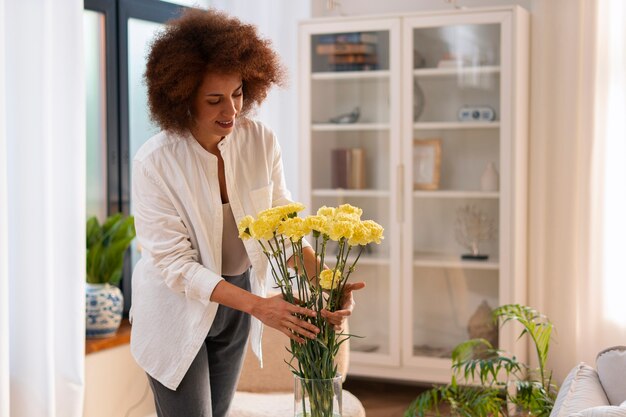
85, 283, 123, 338
480, 162, 500, 192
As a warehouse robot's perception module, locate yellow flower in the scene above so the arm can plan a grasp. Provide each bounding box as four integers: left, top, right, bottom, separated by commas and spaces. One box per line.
336, 203, 362, 220
237, 215, 255, 240
319, 269, 341, 290
258, 202, 305, 221
363, 220, 384, 244
327, 219, 354, 241
278, 217, 311, 241
317, 206, 336, 218
304, 214, 329, 235
249, 216, 278, 240
348, 221, 370, 246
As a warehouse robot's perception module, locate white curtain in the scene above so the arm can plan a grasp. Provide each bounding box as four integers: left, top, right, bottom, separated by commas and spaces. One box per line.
209, 0, 311, 200
0, 0, 85, 416
529, 0, 626, 382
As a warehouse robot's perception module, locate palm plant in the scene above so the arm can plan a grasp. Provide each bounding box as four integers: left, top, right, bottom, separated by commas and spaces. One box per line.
405, 304, 557, 417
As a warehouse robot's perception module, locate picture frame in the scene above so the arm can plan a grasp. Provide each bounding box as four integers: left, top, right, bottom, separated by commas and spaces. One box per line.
413, 138, 442, 190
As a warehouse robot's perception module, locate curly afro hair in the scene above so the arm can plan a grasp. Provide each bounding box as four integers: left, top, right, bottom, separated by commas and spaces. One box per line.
144, 8, 286, 134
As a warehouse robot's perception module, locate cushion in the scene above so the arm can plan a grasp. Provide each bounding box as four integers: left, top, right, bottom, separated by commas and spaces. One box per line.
570, 406, 626, 417
550, 363, 610, 417
229, 389, 366, 417
596, 346, 626, 405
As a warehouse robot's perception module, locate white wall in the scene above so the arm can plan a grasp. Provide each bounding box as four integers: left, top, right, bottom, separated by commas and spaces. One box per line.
311, 0, 531, 17
84, 346, 155, 417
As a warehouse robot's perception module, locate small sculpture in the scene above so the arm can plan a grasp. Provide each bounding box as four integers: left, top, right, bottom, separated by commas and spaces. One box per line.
467, 300, 499, 357
329, 106, 360, 124
454, 204, 496, 260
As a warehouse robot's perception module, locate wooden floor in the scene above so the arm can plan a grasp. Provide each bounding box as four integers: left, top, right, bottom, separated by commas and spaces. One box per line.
343, 377, 432, 417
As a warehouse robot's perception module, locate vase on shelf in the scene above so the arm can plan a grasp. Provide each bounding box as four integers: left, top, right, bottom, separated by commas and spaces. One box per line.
480, 162, 499, 192
85, 283, 123, 338
294, 374, 342, 417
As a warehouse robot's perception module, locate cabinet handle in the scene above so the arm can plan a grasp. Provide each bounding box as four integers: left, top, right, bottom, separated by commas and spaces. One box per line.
397, 163, 404, 223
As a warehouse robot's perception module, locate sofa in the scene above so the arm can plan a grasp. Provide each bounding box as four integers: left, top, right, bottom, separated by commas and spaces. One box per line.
550, 346, 626, 417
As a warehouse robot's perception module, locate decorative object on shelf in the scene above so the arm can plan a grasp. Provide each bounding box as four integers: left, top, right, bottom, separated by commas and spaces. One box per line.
413, 49, 426, 68
413, 344, 453, 359
316, 32, 378, 71
458, 105, 496, 122
406, 304, 557, 417
467, 300, 499, 355
454, 204, 496, 260
86, 213, 136, 338
437, 52, 471, 68
329, 106, 360, 124
238, 203, 384, 417
331, 148, 366, 189
480, 162, 500, 192
413, 80, 425, 121
413, 138, 442, 190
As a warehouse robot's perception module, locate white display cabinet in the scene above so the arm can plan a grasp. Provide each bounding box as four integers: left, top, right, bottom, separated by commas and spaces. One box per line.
298, 6, 529, 384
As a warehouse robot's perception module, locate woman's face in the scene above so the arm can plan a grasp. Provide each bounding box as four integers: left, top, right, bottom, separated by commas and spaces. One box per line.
191, 71, 243, 143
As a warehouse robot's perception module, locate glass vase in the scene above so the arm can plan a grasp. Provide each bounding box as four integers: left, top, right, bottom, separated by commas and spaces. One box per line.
294, 374, 342, 417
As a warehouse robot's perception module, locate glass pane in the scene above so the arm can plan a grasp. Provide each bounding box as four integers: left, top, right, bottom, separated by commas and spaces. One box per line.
412, 24, 500, 123
128, 18, 164, 266
84, 10, 108, 222
412, 267, 499, 358
308, 29, 394, 359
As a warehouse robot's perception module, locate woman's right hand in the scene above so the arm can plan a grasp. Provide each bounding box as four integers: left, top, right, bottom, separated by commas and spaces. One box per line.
251, 294, 319, 343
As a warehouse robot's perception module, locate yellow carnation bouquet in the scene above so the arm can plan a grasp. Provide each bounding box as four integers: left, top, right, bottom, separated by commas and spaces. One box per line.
238, 203, 383, 416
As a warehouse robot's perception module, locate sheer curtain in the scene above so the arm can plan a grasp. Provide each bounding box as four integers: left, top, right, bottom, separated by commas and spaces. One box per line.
209, 0, 311, 200
0, 1, 85, 416
528, 0, 626, 382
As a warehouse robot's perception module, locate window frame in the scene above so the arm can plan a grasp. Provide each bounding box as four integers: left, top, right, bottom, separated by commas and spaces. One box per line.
84, 0, 190, 314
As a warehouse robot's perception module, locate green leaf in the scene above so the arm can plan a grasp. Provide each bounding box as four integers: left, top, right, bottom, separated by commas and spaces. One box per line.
85, 213, 136, 284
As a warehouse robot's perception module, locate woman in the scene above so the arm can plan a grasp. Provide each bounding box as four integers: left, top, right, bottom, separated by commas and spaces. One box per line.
130, 8, 364, 417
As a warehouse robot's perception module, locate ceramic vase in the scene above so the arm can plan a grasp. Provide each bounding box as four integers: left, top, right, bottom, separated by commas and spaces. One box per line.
480, 162, 499, 191
294, 374, 342, 417
85, 283, 123, 338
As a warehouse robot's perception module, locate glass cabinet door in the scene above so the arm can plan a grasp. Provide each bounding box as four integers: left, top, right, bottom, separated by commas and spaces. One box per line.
402, 13, 513, 378
300, 19, 402, 368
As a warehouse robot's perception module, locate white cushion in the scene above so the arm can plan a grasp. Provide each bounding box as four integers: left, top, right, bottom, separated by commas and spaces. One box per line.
596, 346, 626, 406
550, 363, 610, 417
570, 406, 626, 417
229, 389, 366, 417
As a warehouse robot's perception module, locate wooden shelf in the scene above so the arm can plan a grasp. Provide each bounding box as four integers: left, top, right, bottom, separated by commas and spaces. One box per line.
85, 319, 131, 354
414, 121, 500, 130
312, 123, 390, 131
413, 190, 499, 199
312, 70, 390, 80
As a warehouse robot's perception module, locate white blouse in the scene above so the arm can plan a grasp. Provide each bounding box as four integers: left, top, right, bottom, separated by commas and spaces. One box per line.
129, 119, 304, 390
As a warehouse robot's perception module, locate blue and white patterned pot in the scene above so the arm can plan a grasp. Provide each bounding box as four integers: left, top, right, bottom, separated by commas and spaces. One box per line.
85, 283, 124, 338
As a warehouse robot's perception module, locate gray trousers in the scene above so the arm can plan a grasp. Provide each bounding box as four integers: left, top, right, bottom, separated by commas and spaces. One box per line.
147, 270, 251, 417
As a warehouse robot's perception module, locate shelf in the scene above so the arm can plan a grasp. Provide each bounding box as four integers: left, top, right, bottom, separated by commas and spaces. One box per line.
312, 123, 390, 131
312, 70, 390, 80
413, 121, 500, 130
86, 319, 130, 354
312, 189, 390, 198
413, 65, 500, 77
413, 190, 499, 199
413, 253, 499, 270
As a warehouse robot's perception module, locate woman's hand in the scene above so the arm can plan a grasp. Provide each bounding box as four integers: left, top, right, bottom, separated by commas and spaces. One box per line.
251, 294, 319, 343
321, 281, 366, 331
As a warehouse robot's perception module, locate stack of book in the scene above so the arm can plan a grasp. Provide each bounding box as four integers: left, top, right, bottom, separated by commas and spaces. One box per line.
315, 32, 379, 72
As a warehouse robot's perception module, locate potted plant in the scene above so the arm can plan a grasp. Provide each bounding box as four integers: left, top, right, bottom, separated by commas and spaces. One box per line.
85, 213, 136, 338
405, 304, 558, 417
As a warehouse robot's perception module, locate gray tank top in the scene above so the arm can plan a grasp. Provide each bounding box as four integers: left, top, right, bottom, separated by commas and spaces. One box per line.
222, 203, 252, 276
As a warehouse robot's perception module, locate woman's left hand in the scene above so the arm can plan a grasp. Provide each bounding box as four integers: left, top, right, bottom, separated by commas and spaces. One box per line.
321, 281, 366, 331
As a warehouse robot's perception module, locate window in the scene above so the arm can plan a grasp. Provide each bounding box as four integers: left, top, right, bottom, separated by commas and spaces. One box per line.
84, 0, 190, 313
